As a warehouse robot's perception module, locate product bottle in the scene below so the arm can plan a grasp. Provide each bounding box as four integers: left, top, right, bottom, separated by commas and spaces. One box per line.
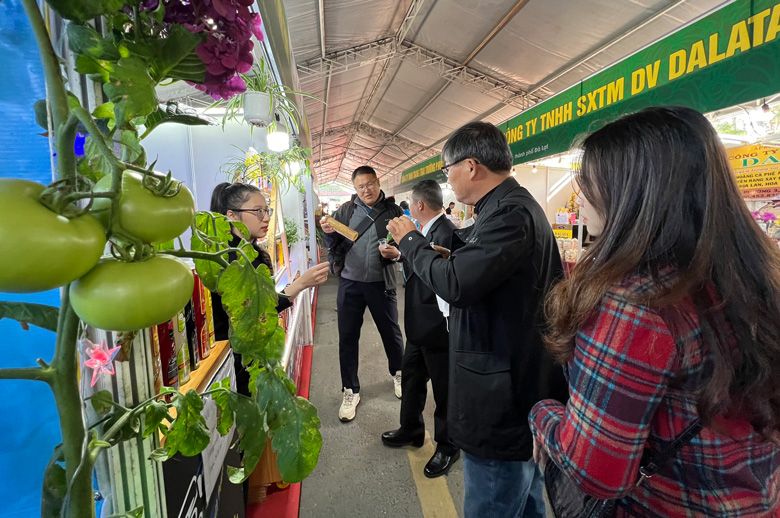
157, 320, 178, 389
174, 310, 191, 385
184, 301, 200, 371
204, 289, 216, 349
149, 326, 164, 395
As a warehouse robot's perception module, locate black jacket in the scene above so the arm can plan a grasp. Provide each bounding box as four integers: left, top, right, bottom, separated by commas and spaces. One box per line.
399, 177, 568, 461
403, 215, 456, 349
323, 191, 403, 290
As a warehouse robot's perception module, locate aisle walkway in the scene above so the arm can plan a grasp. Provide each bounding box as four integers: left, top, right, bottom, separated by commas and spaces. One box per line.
300, 270, 465, 518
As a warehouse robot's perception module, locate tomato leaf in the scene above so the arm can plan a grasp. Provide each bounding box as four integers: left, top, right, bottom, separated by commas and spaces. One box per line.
41, 462, 66, 518
44, 0, 125, 23
255, 368, 292, 426
67, 23, 121, 61
108, 506, 144, 518
191, 212, 232, 292
105, 410, 141, 444
231, 394, 268, 483
143, 102, 216, 138
246, 363, 262, 397
211, 387, 235, 436
218, 261, 279, 361
89, 390, 116, 416
93, 102, 116, 120
165, 390, 210, 457
74, 54, 111, 83
104, 56, 158, 129
83, 134, 114, 179
0, 301, 59, 332
270, 397, 322, 483
149, 448, 170, 462
119, 129, 145, 166
142, 400, 169, 438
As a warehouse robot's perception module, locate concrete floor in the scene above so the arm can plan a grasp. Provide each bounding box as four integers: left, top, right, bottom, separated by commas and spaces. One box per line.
300, 267, 465, 518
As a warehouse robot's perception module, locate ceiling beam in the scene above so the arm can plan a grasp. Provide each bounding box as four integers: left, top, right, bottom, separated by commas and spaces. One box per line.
527, 0, 687, 96
366, 0, 531, 164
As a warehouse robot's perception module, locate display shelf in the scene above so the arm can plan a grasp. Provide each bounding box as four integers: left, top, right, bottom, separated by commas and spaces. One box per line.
179, 340, 231, 394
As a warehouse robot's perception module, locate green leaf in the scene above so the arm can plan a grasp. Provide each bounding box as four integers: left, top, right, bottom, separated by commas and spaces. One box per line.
270, 397, 322, 483
90, 390, 115, 415
246, 363, 262, 397
105, 410, 141, 444
143, 102, 217, 138
191, 212, 232, 292
41, 462, 66, 518
149, 448, 170, 462
104, 56, 158, 128
255, 368, 292, 426
67, 23, 120, 61
34, 99, 49, 131
83, 133, 114, 179
90, 439, 112, 449
119, 129, 145, 166
143, 401, 169, 438
0, 301, 59, 332
93, 102, 116, 121
212, 388, 235, 436
154, 240, 175, 251
166, 389, 210, 457
44, 0, 125, 23
218, 261, 279, 361
149, 25, 205, 83
231, 395, 268, 482
227, 466, 246, 485
75, 54, 111, 83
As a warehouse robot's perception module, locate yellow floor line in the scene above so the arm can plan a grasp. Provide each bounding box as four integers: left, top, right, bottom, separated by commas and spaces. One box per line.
407, 431, 459, 518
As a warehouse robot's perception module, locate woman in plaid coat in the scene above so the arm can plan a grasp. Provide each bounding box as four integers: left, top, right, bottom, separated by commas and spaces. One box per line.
530, 106, 780, 517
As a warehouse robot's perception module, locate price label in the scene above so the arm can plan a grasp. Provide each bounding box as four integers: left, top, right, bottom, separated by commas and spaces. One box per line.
553, 229, 573, 239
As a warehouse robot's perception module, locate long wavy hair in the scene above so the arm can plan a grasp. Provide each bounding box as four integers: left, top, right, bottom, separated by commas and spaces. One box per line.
545, 106, 780, 439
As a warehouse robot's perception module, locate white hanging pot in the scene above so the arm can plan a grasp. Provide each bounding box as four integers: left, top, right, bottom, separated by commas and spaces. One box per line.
243, 91, 274, 127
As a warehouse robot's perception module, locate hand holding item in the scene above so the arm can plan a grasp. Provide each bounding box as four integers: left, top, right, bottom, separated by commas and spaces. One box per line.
378, 243, 401, 260
321, 216, 358, 241
285, 261, 330, 299
320, 216, 336, 234
386, 216, 418, 243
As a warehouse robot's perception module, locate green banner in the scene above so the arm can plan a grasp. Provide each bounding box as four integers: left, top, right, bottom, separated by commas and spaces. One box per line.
399, 154, 446, 185
396, 0, 780, 190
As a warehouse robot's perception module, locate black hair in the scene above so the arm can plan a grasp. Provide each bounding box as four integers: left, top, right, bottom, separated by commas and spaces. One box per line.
352, 165, 378, 181
399, 200, 410, 210
442, 121, 513, 174
412, 180, 444, 211
210, 182, 262, 215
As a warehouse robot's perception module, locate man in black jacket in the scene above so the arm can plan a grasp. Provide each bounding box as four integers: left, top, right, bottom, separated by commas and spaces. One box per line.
387, 123, 568, 517
379, 180, 459, 478
322, 166, 405, 422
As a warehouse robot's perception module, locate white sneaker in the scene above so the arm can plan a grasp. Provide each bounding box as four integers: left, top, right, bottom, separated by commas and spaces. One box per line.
339, 388, 360, 422
393, 371, 402, 399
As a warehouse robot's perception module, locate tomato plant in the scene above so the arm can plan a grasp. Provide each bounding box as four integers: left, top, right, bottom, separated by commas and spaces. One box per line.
93, 171, 195, 244
0, 178, 106, 293
70, 255, 195, 331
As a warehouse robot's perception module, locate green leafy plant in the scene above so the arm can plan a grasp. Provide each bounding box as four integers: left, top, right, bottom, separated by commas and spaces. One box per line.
284, 218, 301, 246
214, 59, 323, 132
2, 1, 322, 517
221, 142, 313, 194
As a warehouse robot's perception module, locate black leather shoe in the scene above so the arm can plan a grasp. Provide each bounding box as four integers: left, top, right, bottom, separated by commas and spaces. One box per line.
424, 450, 460, 478
381, 429, 424, 448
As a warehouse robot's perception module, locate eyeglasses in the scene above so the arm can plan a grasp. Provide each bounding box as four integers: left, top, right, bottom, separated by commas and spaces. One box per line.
355, 181, 378, 192
441, 157, 479, 177
230, 207, 274, 218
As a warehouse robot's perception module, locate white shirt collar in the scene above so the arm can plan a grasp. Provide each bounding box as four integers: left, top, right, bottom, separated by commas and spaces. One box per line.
421, 212, 445, 238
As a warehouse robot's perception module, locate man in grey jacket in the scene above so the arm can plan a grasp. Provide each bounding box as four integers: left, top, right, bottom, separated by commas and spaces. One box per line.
322, 166, 405, 422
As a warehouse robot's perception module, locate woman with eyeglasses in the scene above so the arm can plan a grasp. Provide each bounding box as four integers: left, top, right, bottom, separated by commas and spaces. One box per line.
529, 106, 780, 517
210, 182, 329, 396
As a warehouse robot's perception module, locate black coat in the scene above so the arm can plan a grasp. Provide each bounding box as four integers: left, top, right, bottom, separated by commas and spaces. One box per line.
398, 177, 568, 461
402, 215, 456, 349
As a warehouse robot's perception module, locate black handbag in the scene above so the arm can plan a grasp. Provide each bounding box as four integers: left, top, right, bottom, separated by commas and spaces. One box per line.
544, 419, 702, 518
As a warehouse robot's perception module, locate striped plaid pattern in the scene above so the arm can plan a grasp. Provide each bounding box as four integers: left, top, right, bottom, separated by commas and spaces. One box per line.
529, 273, 780, 517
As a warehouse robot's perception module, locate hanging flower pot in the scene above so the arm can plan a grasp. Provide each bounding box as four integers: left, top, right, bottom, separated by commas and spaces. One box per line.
243, 91, 274, 127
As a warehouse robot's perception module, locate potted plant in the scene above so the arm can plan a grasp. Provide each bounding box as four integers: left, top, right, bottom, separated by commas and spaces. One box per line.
221, 143, 314, 194
216, 60, 323, 131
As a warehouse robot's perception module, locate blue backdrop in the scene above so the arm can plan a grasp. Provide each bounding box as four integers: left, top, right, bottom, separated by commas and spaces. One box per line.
0, 1, 63, 516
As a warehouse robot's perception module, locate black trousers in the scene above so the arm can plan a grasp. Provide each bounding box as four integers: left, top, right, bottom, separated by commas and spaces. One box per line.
337, 278, 404, 392
399, 340, 457, 454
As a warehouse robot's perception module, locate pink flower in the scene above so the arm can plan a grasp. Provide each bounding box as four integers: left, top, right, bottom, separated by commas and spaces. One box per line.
762, 212, 777, 223
82, 338, 121, 387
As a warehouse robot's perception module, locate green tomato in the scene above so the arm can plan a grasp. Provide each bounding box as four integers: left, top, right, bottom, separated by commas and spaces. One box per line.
93, 171, 195, 244
70, 255, 194, 331
0, 178, 106, 293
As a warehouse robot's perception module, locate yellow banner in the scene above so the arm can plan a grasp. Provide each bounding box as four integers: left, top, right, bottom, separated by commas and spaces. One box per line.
728, 144, 780, 198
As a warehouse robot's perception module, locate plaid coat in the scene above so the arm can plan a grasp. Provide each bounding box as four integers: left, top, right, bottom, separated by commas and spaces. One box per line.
529, 273, 780, 517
